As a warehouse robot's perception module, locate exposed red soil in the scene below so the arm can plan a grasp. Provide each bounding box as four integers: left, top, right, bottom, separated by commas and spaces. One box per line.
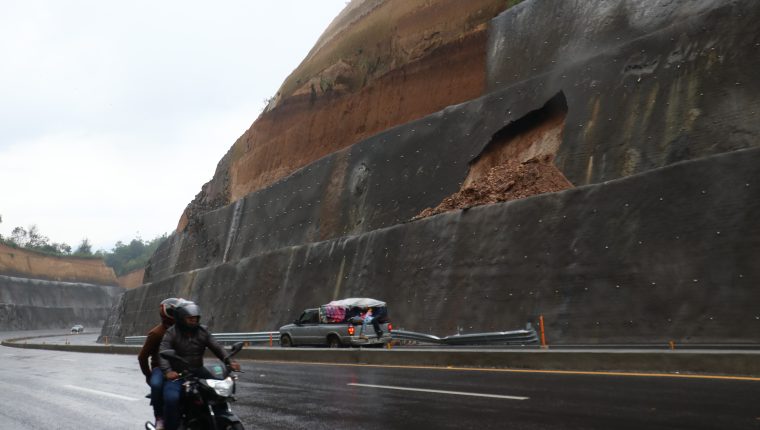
0, 243, 117, 285
116, 268, 145, 290
179, 0, 519, 229
229, 29, 488, 201
414, 156, 573, 220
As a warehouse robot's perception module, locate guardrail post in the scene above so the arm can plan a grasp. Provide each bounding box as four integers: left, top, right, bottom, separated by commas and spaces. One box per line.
539, 315, 547, 349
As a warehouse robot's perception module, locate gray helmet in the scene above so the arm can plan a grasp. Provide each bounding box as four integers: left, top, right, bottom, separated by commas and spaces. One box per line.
173, 301, 201, 331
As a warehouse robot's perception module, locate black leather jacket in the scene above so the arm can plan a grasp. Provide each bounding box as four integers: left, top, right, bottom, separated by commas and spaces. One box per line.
158, 325, 227, 373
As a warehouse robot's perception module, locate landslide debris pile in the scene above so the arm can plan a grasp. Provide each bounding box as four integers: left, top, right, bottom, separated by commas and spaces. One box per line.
414, 156, 573, 220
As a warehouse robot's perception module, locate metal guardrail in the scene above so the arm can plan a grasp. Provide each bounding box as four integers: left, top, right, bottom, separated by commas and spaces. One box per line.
123, 336, 145, 345
212, 332, 279, 345
391, 327, 538, 345
124, 331, 279, 345
124, 327, 537, 346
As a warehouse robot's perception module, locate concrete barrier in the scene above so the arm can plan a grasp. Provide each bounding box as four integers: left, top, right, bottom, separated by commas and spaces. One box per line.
3, 337, 758, 378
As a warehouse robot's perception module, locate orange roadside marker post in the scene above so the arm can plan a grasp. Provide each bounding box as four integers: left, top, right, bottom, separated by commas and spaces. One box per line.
539, 315, 548, 349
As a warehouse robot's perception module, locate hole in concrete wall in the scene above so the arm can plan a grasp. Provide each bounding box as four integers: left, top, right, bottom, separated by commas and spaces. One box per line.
414, 92, 573, 220
464, 91, 570, 187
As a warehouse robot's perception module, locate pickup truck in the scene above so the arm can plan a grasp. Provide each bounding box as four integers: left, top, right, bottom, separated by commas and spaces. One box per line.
278, 299, 392, 348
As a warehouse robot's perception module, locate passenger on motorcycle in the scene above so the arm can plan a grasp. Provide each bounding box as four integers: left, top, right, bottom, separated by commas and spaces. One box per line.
159, 301, 241, 430
138, 297, 184, 430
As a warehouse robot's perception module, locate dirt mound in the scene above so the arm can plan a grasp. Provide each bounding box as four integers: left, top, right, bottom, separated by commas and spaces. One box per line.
414, 156, 573, 220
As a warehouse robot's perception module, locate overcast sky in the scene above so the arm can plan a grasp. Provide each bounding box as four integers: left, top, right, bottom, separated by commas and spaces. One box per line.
0, 0, 347, 251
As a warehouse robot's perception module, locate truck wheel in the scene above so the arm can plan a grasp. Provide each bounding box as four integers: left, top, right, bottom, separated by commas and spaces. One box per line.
280, 335, 293, 347
327, 335, 341, 348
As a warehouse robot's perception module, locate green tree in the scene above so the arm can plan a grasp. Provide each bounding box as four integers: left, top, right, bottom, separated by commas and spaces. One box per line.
73, 238, 93, 256
103, 234, 168, 276
0, 219, 166, 274
26, 225, 49, 249
9, 226, 28, 247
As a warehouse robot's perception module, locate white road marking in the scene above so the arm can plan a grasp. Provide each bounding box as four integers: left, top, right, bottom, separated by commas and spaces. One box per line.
347, 383, 529, 400
62, 384, 140, 401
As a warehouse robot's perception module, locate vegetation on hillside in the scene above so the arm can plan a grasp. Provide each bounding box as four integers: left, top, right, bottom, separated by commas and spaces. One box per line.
0, 214, 166, 276
101, 236, 167, 276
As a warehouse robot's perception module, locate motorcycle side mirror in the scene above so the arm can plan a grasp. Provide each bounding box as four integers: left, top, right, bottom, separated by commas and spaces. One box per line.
229, 342, 244, 355
159, 349, 189, 366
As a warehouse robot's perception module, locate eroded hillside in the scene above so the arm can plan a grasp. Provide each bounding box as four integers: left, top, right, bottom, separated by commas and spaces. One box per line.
178, 0, 521, 230
108, 0, 760, 346
0, 243, 116, 285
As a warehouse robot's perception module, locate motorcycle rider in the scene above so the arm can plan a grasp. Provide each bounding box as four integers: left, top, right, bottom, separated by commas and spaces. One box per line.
159, 301, 241, 430
138, 297, 184, 430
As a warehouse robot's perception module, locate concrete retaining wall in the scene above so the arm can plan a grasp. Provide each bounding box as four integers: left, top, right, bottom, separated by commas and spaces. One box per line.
106, 148, 760, 345
0, 275, 123, 330
113, 0, 760, 350
144, 0, 760, 283
487, 0, 760, 185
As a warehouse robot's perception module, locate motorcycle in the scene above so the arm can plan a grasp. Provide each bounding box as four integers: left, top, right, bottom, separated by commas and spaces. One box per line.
145, 341, 246, 430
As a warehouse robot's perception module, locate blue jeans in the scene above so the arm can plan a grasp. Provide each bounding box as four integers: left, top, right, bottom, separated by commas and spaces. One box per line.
360, 317, 372, 336
163, 379, 183, 430
149, 368, 165, 419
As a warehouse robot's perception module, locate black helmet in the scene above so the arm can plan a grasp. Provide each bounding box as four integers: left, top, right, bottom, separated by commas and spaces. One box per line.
159, 298, 183, 323
174, 301, 201, 332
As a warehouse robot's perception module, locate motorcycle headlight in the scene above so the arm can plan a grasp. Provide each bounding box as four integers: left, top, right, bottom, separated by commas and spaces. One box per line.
205, 377, 234, 397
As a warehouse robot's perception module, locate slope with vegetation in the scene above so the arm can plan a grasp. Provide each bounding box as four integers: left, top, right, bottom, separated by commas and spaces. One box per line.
0, 216, 166, 278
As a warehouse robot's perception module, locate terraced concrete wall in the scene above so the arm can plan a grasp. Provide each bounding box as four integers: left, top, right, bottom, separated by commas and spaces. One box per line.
108, 149, 760, 344
115, 0, 760, 345
145, 0, 760, 284
145, 87, 563, 283
0, 275, 123, 330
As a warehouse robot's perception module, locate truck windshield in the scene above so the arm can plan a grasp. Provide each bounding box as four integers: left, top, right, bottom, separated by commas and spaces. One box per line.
299, 309, 319, 324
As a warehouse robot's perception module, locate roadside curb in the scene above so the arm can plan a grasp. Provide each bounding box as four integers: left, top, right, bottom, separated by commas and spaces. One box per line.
3, 338, 758, 378
233, 348, 760, 378
1, 337, 140, 354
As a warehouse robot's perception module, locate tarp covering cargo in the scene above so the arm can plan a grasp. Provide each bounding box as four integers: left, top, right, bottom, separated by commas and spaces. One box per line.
319, 298, 387, 323
327, 298, 386, 308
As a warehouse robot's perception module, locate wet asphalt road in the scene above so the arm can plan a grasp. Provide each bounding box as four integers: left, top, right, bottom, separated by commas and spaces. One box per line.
243, 362, 760, 430
0, 343, 151, 429
1, 332, 759, 429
